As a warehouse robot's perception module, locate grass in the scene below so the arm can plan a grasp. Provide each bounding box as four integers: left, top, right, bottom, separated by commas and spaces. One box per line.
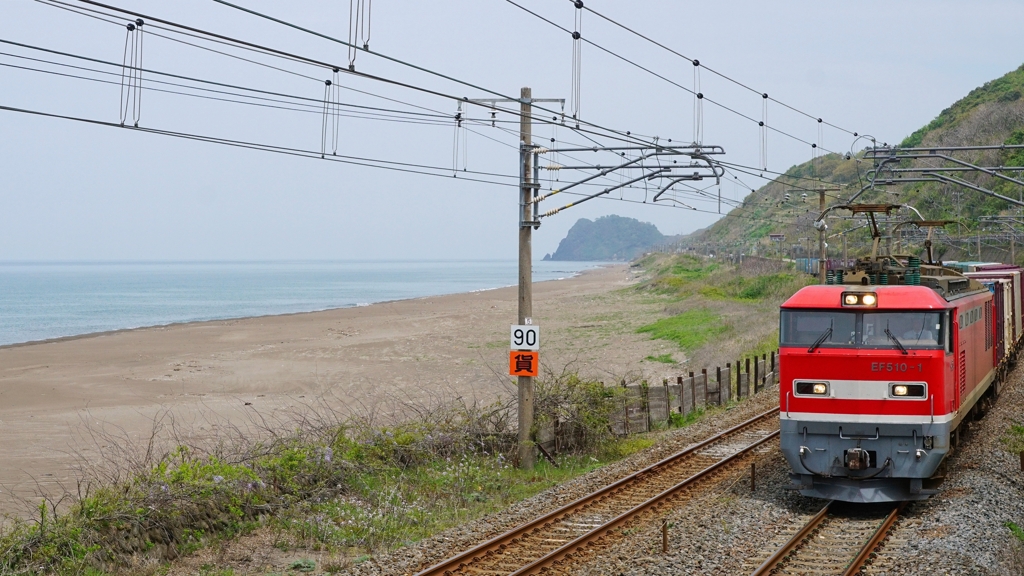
1003, 423, 1024, 454
630, 253, 809, 370
636, 308, 729, 351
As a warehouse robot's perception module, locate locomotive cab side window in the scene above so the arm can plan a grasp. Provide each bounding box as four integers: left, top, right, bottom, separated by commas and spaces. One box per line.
944, 311, 953, 354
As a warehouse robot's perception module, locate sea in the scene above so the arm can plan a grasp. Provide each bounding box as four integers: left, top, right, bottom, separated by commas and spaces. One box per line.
0, 260, 607, 347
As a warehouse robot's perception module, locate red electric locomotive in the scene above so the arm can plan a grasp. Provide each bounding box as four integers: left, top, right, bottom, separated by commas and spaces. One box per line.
779, 258, 1017, 503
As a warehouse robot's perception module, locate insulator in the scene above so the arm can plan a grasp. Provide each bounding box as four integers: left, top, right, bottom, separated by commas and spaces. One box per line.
533, 147, 549, 155
543, 164, 563, 171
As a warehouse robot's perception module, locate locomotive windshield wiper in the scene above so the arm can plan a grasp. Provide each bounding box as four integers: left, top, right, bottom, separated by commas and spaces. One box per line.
884, 327, 909, 355
807, 321, 833, 353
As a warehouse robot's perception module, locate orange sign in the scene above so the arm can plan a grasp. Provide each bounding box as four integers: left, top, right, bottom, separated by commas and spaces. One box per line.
509, 350, 539, 377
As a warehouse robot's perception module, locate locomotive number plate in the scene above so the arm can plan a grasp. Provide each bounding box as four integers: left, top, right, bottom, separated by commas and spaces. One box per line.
870, 362, 924, 372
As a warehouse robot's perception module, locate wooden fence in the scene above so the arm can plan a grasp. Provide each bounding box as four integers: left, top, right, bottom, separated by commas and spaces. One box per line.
533, 351, 779, 459
607, 350, 778, 436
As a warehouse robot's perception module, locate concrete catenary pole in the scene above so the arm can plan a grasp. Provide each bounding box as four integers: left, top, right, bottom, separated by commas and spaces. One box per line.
518, 86, 535, 469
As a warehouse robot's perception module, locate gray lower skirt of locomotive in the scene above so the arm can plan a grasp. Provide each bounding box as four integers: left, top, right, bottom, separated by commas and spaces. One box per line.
780, 417, 950, 503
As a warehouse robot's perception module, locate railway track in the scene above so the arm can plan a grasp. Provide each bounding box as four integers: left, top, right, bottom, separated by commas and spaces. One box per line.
749, 501, 904, 576
415, 407, 780, 576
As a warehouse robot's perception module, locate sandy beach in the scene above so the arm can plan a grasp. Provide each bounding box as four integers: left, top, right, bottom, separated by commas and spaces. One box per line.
0, 264, 684, 513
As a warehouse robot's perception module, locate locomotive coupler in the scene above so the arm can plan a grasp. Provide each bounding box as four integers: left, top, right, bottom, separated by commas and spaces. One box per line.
845, 447, 870, 470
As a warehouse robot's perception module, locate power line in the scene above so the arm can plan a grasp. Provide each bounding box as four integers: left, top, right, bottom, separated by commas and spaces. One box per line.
501, 0, 843, 155
0, 102, 741, 218
0, 103, 531, 184
67, 0, 667, 150
39, 0, 566, 137
0, 55, 460, 127
572, 1, 857, 136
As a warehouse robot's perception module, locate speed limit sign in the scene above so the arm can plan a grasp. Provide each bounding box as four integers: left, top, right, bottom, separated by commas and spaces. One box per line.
510, 325, 540, 351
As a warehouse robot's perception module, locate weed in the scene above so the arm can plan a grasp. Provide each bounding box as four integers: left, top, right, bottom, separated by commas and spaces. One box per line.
600, 436, 655, 460
668, 407, 704, 429
289, 558, 316, 572
1008, 521, 1024, 542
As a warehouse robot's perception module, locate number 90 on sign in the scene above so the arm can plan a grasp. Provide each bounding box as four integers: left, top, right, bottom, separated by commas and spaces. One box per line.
510, 325, 540, 351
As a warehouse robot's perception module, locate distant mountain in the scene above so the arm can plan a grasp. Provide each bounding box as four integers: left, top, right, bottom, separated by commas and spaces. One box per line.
544, 215, 670, 261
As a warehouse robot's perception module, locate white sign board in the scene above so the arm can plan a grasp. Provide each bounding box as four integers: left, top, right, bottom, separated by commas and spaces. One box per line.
510, 325, 540, 351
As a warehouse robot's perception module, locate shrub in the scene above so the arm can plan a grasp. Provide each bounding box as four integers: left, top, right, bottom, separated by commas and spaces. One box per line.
534, 372, 622, 454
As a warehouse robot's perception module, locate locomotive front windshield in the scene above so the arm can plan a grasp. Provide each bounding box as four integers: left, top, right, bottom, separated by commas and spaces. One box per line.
781, 310, 944, 349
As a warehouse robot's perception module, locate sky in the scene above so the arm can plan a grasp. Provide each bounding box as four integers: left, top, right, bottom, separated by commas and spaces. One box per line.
1, 0, 1023, 261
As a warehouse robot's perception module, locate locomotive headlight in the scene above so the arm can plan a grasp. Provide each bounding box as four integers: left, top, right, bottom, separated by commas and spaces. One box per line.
889, 383, 926, 398
841, 292, 878, 307
795, 381, 829, 396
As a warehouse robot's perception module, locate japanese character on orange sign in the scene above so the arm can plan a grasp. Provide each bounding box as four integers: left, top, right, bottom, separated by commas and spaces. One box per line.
509, 350, 539, 377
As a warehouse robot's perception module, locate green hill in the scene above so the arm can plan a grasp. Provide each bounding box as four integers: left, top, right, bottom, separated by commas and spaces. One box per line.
690, 63, 1024, 263
544, 215, 670, 261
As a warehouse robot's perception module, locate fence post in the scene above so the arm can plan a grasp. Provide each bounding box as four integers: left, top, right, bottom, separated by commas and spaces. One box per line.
700, 369, 708, 406
663, 379, 671, 424
689, 371, 696, 412
735, 360, 742, 399
642, 382, 651, 432
725, 362, 732, 402
677, 376, 684, 413
746, 358, 752, 394
622, 395, 629, 435
762, 354, 768, 388
716, 366, 723, 405
771, 350, 776, 373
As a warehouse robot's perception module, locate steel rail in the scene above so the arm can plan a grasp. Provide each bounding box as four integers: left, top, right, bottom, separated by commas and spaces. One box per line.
749, 501, 904, 576
841, 502, 906, 576
511, 429, 780, 575
415, 407, 780, 576
749, 501, 833, 575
